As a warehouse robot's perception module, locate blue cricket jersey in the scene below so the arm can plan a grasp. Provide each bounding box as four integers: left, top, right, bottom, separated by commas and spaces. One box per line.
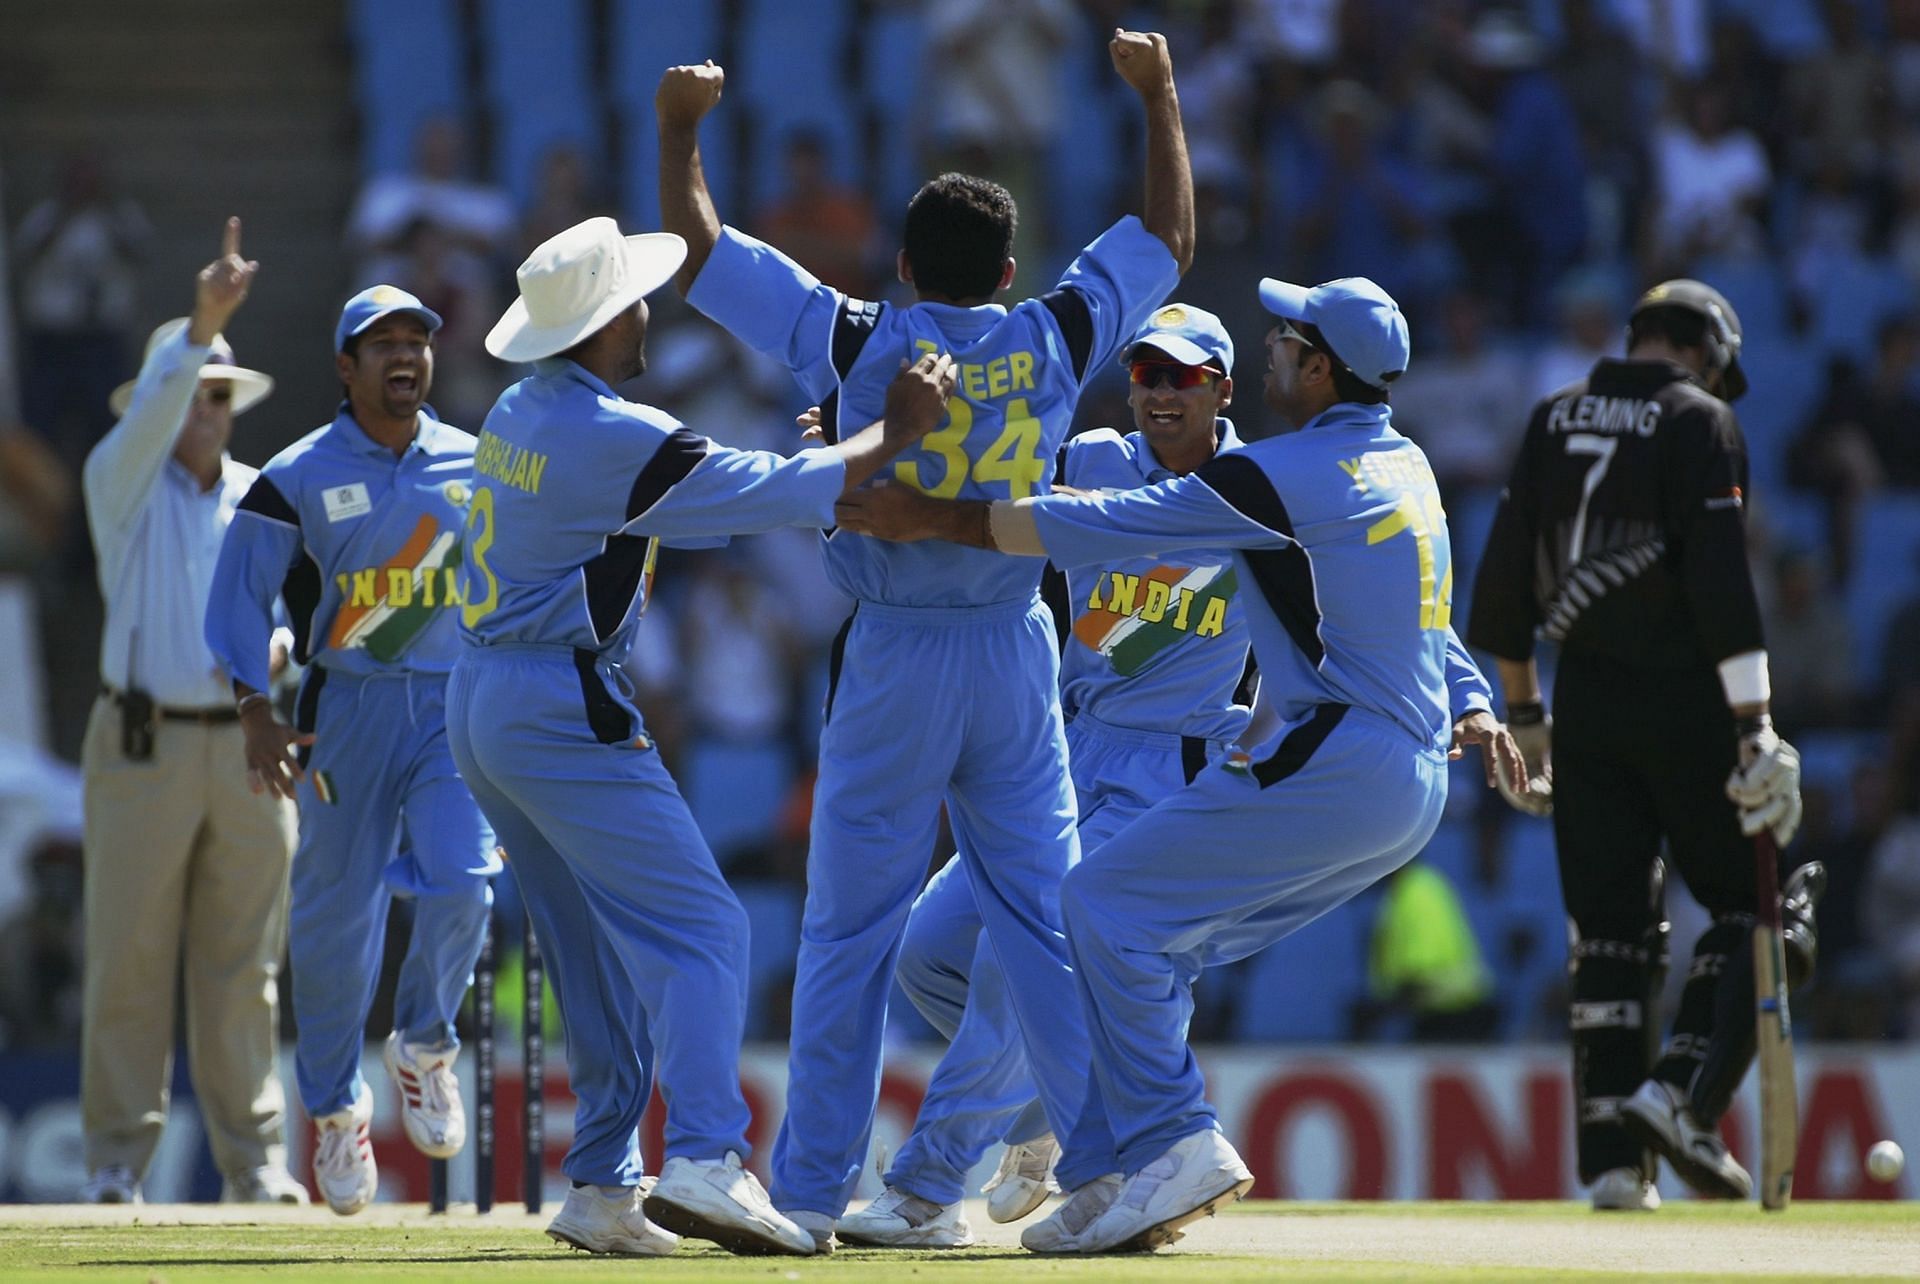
1031, 401, 1490, 756
687, 216, 1179, 608
207, 406, 478, 695
1057, 419, 1252, 745
456, 359, 844, 665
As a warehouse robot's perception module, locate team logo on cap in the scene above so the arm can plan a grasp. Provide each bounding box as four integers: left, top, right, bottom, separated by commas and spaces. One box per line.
368, 285, 407, 305
1152, 305, 1188, 328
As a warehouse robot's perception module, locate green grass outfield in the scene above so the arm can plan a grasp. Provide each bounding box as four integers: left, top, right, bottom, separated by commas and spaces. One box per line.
5, 1200, 1918, 1283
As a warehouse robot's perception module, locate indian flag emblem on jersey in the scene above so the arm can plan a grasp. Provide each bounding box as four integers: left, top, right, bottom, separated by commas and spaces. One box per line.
329, 513, 464, 662
1072, 563, 1237, 677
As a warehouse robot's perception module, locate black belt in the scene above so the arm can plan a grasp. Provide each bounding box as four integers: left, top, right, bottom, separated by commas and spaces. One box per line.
100, 685, 241, 725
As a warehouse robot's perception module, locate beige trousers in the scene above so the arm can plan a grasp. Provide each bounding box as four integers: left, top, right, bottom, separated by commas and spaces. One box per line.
80, 693, 296, 1180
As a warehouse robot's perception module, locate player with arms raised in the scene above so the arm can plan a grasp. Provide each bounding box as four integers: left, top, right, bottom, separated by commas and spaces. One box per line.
656, 29, 1192, 1248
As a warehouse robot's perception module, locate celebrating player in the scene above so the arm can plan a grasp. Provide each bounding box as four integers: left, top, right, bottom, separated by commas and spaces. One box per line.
835, 303, 1252, 1248
205, 285, 501, 1214
655, 29, 1193, 1248
1467, 279, 1819, 1211
448, 216, 955, 1258
837, 276, 1523, 1253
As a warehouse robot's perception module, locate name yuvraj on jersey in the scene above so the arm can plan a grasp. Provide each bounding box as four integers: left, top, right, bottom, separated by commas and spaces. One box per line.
474, 430, 550, 493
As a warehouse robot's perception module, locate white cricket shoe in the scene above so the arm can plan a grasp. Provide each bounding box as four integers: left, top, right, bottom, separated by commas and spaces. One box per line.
312, 1082, 378, 1216
1620, 1078, 1752, 1200
545, 1184, 680, 1256
984, 1133, 1060, 1223
81, 1165, 141, 1204
643, 1152, 816, 1256
1590, 1166, 1661, 1211
1075, 1129, 1254, 1254
836, 1186, 975, 1248
384, 1031, 465, 1159
787, 1210, 837, 1255
1020, 1173, 1123, 1253
222, 1165, 310, 1204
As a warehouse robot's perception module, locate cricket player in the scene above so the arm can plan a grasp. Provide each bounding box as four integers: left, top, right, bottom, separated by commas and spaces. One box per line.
838, 302, 1252, 1248
205, 285, 500, 1215
1468, 279, 1816, 1210
838, 275, 1522, 1253
656, 29, 1193, 1244
449, 216, 956, 1258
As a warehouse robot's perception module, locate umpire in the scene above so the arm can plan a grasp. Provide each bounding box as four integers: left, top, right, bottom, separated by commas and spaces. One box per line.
1468, 280, 1815, 1210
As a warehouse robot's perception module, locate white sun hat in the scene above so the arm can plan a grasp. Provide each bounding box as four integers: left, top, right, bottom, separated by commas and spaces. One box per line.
109, 317, 275, 417
486, 217, 687, 364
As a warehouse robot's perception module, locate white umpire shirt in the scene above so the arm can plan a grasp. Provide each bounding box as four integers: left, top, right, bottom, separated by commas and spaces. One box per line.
82, 328, 273, 710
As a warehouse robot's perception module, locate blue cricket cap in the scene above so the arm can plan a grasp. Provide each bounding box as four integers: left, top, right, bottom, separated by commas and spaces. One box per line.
1121, 302, 1234, 376
1258, 276, 1409, 389
334, 284, 443, 353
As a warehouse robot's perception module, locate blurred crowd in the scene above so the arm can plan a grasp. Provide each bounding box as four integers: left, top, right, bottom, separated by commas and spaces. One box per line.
6, 0, 1920, 1055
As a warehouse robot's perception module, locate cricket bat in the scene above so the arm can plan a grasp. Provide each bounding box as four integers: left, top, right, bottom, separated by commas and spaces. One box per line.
1753, 829, 1796, 1211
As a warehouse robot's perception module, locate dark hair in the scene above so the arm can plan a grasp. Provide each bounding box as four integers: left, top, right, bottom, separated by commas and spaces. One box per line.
1295, 320, 1389, 405
1627, 304, 1709, 354
902, 173, 1017, 301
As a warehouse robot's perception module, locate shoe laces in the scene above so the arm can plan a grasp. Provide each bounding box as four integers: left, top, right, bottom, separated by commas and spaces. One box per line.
1008, 1135, 1058, 1181
865, 1187, 943, 1226
315, 1116, 365, 1175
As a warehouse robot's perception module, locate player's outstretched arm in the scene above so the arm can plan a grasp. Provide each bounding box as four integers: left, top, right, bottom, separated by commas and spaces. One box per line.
657, 61, 725, 294
828, 353, 957, 494
1112, 29, 1193, 274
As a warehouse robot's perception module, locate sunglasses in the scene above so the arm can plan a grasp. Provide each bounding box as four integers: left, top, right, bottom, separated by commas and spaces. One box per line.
1273, 319, 1318, 350
197, 385, 234, 406
1129, 360, 1220, 391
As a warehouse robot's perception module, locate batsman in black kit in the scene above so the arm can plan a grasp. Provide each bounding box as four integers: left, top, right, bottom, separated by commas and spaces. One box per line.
1467, 280, 1821, 1210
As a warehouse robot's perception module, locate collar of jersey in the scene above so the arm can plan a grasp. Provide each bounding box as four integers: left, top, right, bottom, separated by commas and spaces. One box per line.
1129, 415, 1242, 480
1298, 401, 1392, 436
331, 400, 447, 457
536, 356, 619, 401
912, 298, 1010, 343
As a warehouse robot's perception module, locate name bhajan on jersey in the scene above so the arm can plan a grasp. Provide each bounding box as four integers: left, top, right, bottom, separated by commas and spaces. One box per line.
474, 430, 551, 494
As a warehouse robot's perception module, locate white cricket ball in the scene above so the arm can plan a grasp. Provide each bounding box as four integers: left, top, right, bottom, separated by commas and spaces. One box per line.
1867, 1140, 1904, 1182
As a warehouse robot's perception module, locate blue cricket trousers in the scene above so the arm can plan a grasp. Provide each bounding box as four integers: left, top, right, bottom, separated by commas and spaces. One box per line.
288, 668, 498, 1117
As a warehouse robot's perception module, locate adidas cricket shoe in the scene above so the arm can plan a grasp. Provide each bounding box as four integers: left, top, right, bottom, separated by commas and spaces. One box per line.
222, 1164, 309, 1204
787, 1210, 837, 1255
836, 1186, 975, 1248
643, 1152, 816, 1256
312, 1082, 378, 1215
1620, 1078, 1752, 1200
984, 1132, 1060, 1223
384, 1031, 465, 1159
545, 1184, 680, 1256
1589, 1166, 1661, 1211
80, 1164, 141, 1204
1020, 1173, 1123, 1253
1076, 1129, 1254, 1254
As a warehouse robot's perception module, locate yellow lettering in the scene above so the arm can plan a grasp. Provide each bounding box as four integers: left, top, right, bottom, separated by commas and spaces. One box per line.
442, 568, 463, 606
1009, 350, 1035, 392
1339, 457, 1364, 479
505, 452, 525, 491
962, 363, 987, 401
335, 573, 349, 598
1196, 596, 1228, 638
986, 356, 1010, 398
350, 569, 378, 609
1108, 573, 1140, 616
1142, 578, 1170, 623
385, 568, 413, 607
421, 569, 438, 607
1087, 575, 1106, 612
915, 338, 937, 355
1173, 587, 1194, 630
525, 451, 547, 494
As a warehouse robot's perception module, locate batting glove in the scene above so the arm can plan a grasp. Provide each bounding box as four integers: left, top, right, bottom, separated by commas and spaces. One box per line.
1496, 700, 1554, 817
1725, 715, 1802, 847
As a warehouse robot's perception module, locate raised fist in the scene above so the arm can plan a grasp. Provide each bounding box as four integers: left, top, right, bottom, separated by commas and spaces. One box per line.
1109, 29, 1174, 97
657, 61, 725, 128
